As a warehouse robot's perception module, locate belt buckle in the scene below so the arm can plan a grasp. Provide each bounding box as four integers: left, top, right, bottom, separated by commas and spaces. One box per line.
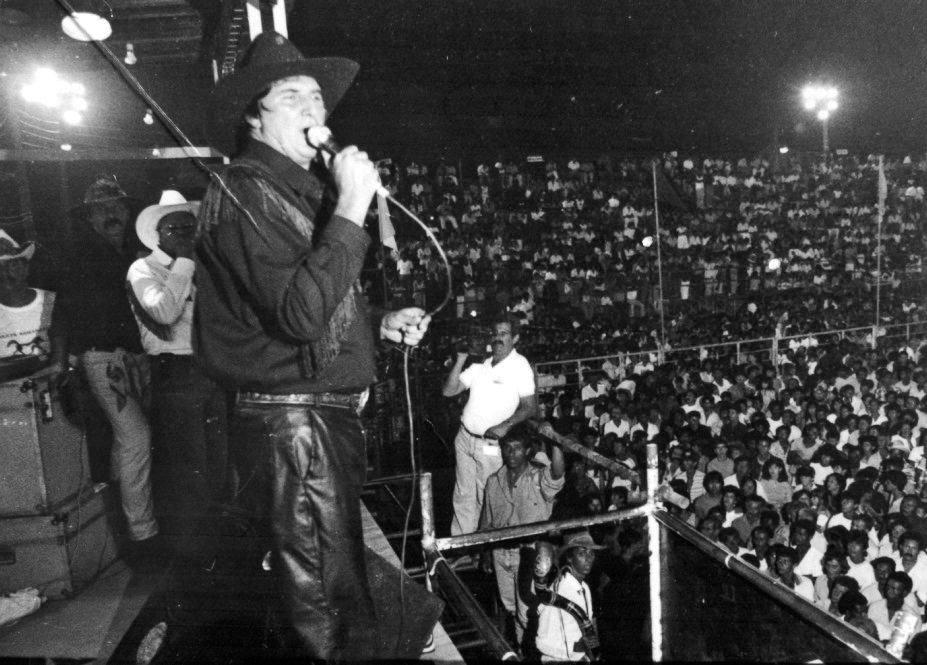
356, 388, 369, 412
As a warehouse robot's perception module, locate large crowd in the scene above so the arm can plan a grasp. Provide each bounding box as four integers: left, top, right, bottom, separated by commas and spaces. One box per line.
5, 144, 927, 659
375, 151, 926, 367
371, 150, 927, 659
440, 311, 927, 659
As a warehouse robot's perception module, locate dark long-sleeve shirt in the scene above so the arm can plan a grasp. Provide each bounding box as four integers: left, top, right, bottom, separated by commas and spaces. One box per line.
193, 141, 383, 394
49, 229, 143, 355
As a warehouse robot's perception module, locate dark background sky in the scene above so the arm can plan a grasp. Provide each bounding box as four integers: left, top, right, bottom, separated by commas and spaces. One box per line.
3, 0, 927, 161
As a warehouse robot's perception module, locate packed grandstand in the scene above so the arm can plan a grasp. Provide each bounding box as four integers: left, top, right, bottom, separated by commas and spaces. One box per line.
370, 149, 927, 660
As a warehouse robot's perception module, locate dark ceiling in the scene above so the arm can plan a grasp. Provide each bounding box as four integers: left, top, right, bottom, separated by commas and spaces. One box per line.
2, 0, 927, 161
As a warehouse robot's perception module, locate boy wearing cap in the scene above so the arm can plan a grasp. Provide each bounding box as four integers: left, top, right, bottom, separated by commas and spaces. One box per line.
536, 530, 603, 661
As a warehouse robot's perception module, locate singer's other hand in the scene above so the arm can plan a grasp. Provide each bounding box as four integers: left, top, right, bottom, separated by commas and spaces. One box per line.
331, 145, 379, 226
381, 308, 431, 347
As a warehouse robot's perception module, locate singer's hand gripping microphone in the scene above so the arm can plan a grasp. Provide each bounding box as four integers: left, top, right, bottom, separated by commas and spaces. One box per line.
306, 126, 390, 197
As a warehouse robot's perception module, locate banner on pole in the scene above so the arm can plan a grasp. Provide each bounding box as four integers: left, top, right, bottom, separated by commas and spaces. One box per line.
377, 192, 397, 251
651, 160, 689, 211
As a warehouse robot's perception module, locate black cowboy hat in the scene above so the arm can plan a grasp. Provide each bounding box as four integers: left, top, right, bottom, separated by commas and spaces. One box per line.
207, 31, 359, 157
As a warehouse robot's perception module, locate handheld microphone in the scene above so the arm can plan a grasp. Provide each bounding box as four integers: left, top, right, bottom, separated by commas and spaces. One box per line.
305, 126, 342, 155
306, 126, 390, 198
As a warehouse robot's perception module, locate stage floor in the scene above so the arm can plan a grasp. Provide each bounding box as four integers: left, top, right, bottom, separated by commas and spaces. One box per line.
0, 506, 461, 663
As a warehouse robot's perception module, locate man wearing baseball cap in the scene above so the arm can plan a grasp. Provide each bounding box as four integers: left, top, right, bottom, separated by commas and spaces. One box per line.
127, 191, 228, 560
194, 32, 430, 659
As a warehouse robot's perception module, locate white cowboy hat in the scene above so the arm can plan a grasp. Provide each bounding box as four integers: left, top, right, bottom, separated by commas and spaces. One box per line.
135, 190, 200, 251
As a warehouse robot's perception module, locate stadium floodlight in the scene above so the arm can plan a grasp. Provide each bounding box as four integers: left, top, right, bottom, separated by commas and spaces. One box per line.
802, 84, 838, 153
20, 67, 88, 127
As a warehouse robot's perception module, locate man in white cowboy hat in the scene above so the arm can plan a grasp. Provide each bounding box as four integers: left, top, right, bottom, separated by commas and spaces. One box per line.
0, 230, 54, 380
49, 175, 159, 554
127, 191, 228, 559
194, 31, 430, 660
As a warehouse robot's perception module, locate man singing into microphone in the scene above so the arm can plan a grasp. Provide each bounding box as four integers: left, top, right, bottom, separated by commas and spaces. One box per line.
194, 32, 429, 660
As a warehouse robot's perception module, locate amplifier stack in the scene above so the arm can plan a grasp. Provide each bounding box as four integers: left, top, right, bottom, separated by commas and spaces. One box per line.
0, 376, 119, 598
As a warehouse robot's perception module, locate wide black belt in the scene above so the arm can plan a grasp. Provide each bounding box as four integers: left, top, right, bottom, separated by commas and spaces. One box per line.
461, 424, 496, 441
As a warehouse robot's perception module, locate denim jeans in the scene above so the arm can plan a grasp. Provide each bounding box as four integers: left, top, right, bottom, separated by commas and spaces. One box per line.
79, 349, 157, 541
231, 398, 376, 660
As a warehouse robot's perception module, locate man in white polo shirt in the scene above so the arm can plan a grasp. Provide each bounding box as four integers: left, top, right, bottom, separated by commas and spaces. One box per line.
443, 313, 537, 538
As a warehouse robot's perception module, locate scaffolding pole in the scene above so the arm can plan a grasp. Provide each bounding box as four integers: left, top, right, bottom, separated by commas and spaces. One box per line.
434, 505, 650, 552
647, 442, 662, 661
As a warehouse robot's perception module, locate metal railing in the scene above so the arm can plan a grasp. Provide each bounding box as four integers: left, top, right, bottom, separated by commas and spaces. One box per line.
418, 440, 898, 662
534, 319, 927, 397
656, 511, 898, 662
421, 443, 665, 661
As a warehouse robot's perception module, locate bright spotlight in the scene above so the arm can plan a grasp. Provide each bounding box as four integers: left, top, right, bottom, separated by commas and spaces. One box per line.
826, 100, 838, 111
143, 109, 154, 125
71, 97, 88, 112
70, 83, 85, 95
779, 146, 789, 154
642, 236, 654, 248
60, 143, 72, 151
470, 310, 477, 317
826, 87, 838, 99
817, 109, 830, 121
62, 109, 82, 125
767, 258, 781, 271
21, 84, 41, 103
803, 98, 817, 111
40, 95, 61, 108
35, 67, 57, 84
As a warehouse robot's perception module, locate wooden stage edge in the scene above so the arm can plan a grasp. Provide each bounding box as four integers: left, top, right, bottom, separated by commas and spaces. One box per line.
361, 504, 463, 662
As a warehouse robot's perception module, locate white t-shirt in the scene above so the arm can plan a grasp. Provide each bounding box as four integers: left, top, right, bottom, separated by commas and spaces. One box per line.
459, 350, 535, 435
0, 289, 54, 360
581, 382, 606, 418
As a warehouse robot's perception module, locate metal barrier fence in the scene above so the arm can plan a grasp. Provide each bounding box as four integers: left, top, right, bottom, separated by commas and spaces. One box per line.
419, 443, 898, 662
534, 319, 927, 400
655, 511, 897, 662
400, 274, 927, 325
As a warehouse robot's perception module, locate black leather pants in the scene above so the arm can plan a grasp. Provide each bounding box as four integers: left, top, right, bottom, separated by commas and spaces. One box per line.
231, 400, 376, 660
